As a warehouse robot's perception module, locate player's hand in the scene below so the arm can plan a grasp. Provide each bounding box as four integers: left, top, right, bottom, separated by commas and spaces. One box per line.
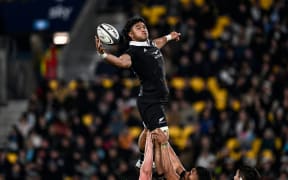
95, 36, 105, 54
152, 128, 168, 144
170, 31, 181, 41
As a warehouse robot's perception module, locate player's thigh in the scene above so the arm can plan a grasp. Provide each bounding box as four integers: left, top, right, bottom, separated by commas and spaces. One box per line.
144, 103, 168, 131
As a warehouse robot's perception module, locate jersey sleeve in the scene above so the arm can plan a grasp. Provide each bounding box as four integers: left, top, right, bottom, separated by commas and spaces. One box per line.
125, 48, 136, 65
125, 48, 134, 58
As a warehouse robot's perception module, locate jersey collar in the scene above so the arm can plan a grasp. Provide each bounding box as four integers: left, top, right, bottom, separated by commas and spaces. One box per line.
129, 40, 150, 47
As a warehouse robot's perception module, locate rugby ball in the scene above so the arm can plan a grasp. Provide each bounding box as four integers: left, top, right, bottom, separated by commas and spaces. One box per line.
96, 23, 120, 45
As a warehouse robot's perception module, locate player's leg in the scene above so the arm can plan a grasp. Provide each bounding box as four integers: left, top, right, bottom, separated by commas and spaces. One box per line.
145, 102, 169, 138
136, 128, 147, 168
136, 98, 149, 169
136, 100, 169, 170
143, 102, 169, 174
138, 128, 148, 152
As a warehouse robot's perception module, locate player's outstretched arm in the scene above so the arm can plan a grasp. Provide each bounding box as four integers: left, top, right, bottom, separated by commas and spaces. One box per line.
152, 31, 181, 49
95, 36, 132, 68
139, 130, 153, 180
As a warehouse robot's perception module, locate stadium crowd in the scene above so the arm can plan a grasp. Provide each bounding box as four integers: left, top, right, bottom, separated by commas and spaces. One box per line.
1, 0, 288, 179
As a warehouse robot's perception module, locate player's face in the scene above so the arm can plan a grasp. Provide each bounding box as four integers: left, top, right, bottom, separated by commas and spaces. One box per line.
129, 22, 149, 41
185, 168, 199, 180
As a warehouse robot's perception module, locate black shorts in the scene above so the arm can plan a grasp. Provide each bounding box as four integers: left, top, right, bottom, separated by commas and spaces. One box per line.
137, 98, 168, 131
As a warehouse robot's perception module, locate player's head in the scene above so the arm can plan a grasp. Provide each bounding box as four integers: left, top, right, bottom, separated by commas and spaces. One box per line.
122, 16, 148, 42
183, 166, 212, 180
234, 166, 261, 180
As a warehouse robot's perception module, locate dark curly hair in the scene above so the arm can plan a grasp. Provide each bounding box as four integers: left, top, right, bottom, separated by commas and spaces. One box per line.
238, 166, 261, 180
195, 167, 212, 180
122, 16, 146, 42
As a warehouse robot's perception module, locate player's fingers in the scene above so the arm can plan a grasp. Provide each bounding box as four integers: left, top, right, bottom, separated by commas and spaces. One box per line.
95, 37, 101, 48
94, 36, 97, 45
151, 133, 158, 140
155, 128, 161, 133
176, 33, 181, 41
95, 36, 99, 43
96, 40, 102, 49
95, 37, 102, 45
152, 128, 159, 133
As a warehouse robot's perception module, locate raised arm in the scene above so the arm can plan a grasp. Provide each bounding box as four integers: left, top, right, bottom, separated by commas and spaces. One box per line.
154, 138, 165, 177
152, 31, 181, 49
139, 130, 153, 180
95, 37, 132, 68
167, 143, 186, 176
153, 129, 179, 180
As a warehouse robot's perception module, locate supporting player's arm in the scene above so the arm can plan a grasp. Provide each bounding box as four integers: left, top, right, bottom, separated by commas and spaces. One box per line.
95, 37, 132, 68
152, 31, 181, 49
154, 139, 165, 176
139, 130, 153, 180
167, 142, 186, 176
153, 129, 179, 180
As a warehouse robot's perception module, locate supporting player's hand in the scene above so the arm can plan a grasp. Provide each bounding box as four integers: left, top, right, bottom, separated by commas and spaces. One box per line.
170, 31, 181, 41
152, 128, 169, 144
95, 36, 105, 54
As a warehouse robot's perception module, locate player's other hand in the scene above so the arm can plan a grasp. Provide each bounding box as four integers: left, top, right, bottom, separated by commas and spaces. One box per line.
152, 128, 168, 144
95, 36, 105, 54
170, 31, 181, 41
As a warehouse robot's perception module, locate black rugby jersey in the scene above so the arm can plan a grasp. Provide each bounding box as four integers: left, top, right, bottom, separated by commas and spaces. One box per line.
126, 40, 169, 102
